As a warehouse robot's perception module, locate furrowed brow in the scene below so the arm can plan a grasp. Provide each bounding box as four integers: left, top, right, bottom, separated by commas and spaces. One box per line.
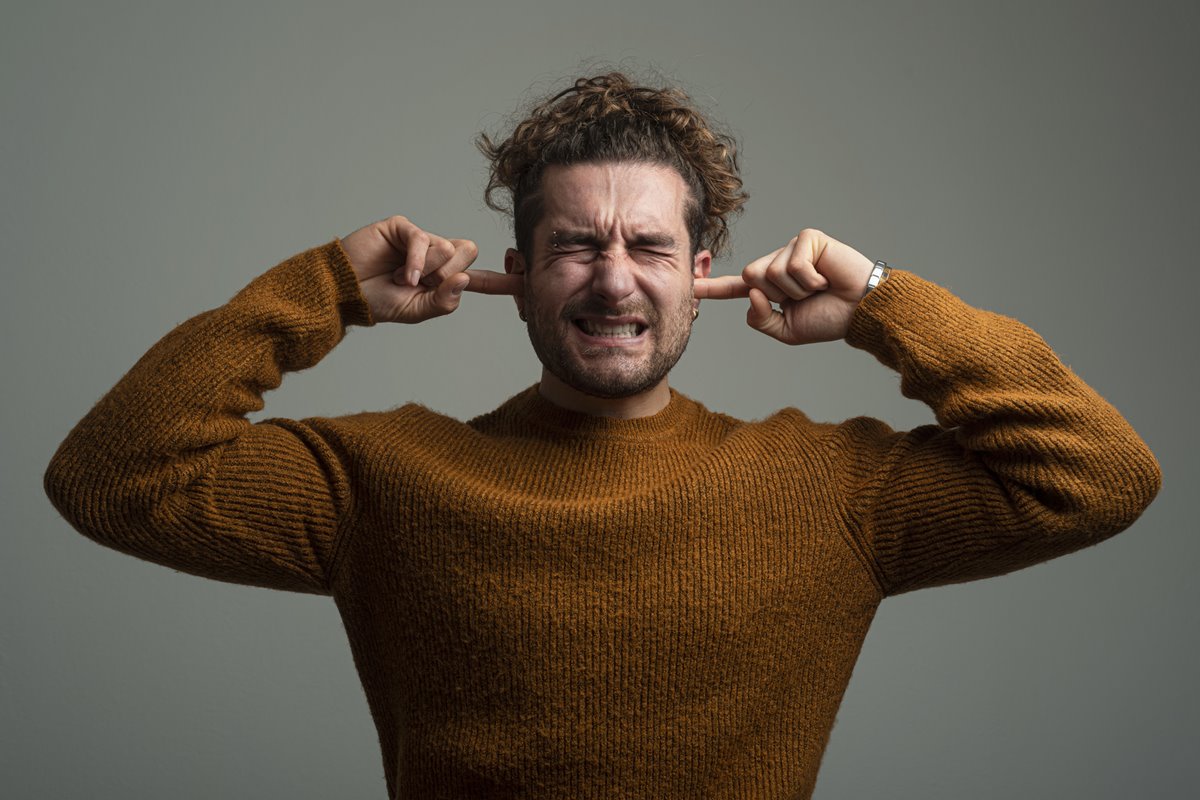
548, 230, 678, 249
550, 230, 603, 248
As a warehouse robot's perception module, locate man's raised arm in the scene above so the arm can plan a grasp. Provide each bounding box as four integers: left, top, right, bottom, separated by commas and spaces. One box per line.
42, 216, 515, 594
697, 228, 1162, 595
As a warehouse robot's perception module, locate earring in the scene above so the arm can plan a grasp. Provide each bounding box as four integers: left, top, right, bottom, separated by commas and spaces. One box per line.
692, 308, 699, 321
519, 310, 528, 322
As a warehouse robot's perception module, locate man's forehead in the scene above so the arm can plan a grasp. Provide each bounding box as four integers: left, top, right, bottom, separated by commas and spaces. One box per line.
538, 163, 688, 234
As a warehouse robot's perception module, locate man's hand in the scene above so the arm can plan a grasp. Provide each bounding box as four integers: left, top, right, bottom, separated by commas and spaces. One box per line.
694, 228, 875, 345
340, 215, 521, 324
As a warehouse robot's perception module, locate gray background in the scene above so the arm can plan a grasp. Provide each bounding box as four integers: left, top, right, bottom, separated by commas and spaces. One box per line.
3, 0, 1195, 797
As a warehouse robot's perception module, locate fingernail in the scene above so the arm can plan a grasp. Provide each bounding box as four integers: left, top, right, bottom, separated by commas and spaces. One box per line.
408, 269, 420, 287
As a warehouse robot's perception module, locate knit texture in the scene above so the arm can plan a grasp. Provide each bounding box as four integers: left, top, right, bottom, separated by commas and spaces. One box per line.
44, 240, 1162, 799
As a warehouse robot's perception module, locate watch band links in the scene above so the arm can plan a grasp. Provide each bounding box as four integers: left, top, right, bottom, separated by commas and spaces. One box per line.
864, 260, 891, 296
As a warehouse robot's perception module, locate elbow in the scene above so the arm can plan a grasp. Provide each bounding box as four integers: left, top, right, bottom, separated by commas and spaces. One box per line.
1041, 437, 1163, 541
1094, 432, 1162, 530
44, 443, 95, 534
1105, 437, 1163, 528
1097, 410, 1164, 529
43, 438, 132, 543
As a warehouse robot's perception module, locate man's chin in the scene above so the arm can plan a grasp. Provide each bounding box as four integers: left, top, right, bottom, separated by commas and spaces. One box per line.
528, 323, 690, 401
547, 364, 665, 400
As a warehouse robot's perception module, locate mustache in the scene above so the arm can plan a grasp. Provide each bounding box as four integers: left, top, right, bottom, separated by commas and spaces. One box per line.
559, 298, 658, 322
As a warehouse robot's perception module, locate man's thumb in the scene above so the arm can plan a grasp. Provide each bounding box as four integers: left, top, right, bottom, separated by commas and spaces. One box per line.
429, 273, 469, 316
747, 288, 785, 340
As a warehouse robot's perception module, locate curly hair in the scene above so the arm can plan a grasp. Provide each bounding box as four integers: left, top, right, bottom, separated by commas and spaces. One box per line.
477, 72, 748, 259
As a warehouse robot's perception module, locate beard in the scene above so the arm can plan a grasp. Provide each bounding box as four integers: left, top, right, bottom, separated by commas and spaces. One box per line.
523, 288, 696, 399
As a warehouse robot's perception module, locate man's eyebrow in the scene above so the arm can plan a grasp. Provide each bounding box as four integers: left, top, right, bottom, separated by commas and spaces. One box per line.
549, 230, 678, 249
628, 232, 678, 248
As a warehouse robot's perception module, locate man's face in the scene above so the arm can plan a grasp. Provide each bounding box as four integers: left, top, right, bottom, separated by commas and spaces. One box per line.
507, 162, 712, 399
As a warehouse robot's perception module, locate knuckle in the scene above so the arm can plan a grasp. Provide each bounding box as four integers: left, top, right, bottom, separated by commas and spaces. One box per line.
786, 262, 812, 281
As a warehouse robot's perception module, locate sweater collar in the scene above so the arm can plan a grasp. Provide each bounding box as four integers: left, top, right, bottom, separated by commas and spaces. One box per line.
497, 383, 704, 441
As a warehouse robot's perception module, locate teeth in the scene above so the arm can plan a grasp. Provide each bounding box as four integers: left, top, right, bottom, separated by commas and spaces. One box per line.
581, 320, 641, 338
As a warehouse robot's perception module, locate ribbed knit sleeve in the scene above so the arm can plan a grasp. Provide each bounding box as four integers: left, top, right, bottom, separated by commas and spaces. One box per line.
43, 239, 375, 595
837, 269, 1161, 596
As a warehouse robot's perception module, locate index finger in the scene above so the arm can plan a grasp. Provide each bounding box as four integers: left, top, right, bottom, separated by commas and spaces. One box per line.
461, 269, 524, 296
694, 275, 751, 299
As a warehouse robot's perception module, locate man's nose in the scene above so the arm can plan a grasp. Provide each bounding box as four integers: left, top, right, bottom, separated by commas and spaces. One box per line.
589, 252, 637, 305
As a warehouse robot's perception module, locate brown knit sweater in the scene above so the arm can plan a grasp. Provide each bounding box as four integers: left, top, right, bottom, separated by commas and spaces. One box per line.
43, 239, 1162, 799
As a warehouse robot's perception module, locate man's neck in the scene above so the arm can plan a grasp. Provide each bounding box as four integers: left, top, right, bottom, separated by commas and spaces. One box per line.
537, 370, 672, 419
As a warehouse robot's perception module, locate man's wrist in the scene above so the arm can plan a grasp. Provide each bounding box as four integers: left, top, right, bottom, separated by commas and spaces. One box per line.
862, 260, 891, 297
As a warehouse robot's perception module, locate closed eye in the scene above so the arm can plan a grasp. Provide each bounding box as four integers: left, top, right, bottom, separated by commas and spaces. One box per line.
633, 249, 676, 262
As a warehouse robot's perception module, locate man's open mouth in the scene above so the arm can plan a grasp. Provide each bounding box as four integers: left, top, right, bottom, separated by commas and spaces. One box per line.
573, 319, 648, 338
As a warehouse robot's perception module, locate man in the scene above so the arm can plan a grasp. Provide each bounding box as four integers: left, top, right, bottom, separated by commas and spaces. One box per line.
44, 73, 1161, 799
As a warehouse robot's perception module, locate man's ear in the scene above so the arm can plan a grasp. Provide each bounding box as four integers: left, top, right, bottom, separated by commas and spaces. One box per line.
692, 249, 712, 312
505, 247, 526, 317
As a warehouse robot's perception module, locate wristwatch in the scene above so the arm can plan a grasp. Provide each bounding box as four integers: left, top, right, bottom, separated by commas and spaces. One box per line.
863, 260, 891, 296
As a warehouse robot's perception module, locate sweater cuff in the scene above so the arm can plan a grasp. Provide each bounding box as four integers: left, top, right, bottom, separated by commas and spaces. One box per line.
844, 268, 952, 374
327, 237, 376, 328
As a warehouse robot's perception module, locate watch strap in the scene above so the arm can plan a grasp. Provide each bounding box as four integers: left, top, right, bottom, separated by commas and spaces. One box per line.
864, 260, 891, 296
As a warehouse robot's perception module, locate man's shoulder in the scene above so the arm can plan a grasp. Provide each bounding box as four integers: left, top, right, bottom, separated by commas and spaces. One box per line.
692, 400, 920, 454
271, 401, 468, 442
